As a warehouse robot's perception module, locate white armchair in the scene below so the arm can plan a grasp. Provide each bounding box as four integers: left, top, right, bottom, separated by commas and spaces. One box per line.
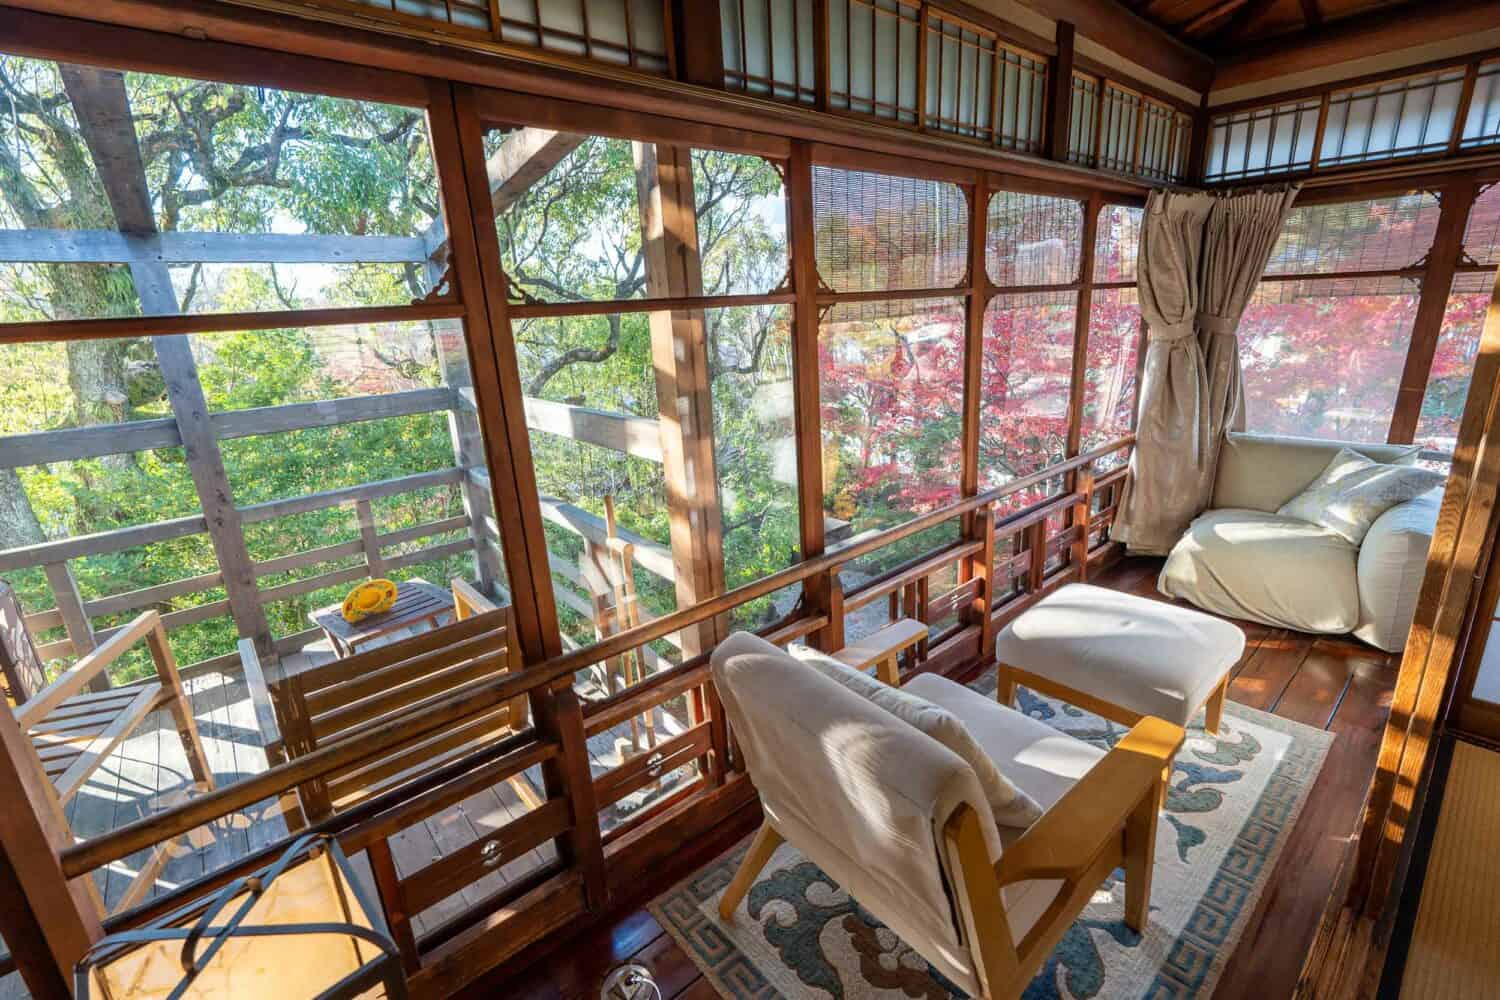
710, 633, 1183, 999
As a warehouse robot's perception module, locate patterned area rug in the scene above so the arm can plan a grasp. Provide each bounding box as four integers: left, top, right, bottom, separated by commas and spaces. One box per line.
650, 675, 1334, 999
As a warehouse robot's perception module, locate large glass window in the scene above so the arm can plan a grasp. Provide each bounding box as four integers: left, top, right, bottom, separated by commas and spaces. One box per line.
0, 55, 444, 323
977, 292, 1075, 496
1081, 204, 1142, 453
1242, 194, 1439, 441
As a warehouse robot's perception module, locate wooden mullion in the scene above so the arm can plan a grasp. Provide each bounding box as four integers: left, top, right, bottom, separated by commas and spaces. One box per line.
1066, 193, 1102, 460
1388, 178, 1479, 443
1045, 21, 1075, 162
1353, 265, 1500, 918
433, 82, 561, 663
1449, 60, 1481, 157
788, 141, 835, 650
917, 2, 931, 131
814, 0, 831, 110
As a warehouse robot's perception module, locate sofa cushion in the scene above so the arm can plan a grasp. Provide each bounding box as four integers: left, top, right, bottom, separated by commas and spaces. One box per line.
1355, 487, 1442, 652
992, 583, 1244, 727
1212, 432, 1419, 513
1160, 508, 1361, 633
1278, 449, 1444, 545
793, 645, 1044, 828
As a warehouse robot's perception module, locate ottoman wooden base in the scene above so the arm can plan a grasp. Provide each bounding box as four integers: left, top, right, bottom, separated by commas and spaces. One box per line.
997, 662, 1229, 734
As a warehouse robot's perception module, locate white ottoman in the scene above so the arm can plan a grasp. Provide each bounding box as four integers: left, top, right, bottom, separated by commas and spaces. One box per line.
994, 583, 1245, 733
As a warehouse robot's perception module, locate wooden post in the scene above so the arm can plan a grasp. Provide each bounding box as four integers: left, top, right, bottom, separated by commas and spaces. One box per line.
434, 81, 565, 665
154, 335, 278, 662
1388, 177, 1479, 444
971, 500, 997, 658
959, 174, 990, 653
0, 705, 102, 998
788, 141, 839, 650
1027, 520, 1047, 593
1352, 267, 1500, 917
1186, 96, 1212, 183
531, 679, 606, 907
60, 63, 276, 664
355, 498, 387, 578
1072, 467, 1095, 580
1046, 22, 1076, 162
42, 561, 106, 692
436, 333, 504, 596
670, 0, 725, 89
633, 142, 727, 661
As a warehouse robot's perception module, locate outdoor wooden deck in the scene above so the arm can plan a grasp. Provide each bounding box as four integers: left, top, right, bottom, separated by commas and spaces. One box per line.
16, 623, 688, 962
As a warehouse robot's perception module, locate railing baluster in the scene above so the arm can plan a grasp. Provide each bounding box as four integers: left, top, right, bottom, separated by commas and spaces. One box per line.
41, 562, 102, 690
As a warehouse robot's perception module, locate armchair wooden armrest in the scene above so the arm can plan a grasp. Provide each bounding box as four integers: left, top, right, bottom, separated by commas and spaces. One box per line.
14, 611, 162, 729
996, 716, 1184, 888
451, 577, 498, 619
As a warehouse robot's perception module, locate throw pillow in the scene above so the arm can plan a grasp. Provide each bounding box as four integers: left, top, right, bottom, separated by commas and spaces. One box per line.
789, 646, 1044, 829
1278, 448, 1443, 545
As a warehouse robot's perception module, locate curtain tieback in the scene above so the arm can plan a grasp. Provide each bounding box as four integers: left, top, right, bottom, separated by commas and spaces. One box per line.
1196, 312, 1236, 336
1148, 319, 1198, 342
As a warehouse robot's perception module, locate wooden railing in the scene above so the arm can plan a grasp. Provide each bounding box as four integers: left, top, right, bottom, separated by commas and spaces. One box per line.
0, 385, 496, 682
22, 433, 1131, 993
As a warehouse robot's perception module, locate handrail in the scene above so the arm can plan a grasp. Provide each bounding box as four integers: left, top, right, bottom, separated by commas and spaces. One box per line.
59, 433, 1133, 877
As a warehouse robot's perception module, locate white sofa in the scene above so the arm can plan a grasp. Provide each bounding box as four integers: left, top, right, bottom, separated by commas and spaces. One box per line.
1158, 432, 1443, 652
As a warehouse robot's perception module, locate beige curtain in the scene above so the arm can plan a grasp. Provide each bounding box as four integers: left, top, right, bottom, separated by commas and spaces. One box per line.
1113, 184, 1300, 555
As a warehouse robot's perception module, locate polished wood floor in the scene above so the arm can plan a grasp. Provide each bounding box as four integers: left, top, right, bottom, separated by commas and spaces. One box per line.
489, 556, 1399, 999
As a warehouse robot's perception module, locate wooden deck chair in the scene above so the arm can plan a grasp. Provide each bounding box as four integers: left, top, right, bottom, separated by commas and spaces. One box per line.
0, 581, 214, 914
244, 578, 533, 832
712, 632, 1183, 999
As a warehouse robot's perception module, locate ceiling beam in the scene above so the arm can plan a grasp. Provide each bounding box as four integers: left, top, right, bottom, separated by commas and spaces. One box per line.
1215, 0, 1500, 91
1299, 0, 1322, 28
1202, 0, 1279, 43
1012, 0, 1214, 92
1180, 0, 1249, 37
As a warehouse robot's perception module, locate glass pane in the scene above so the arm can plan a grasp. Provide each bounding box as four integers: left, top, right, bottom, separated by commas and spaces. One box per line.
1081, 286, 1141, 452
985, 191, 1083, 287
1266, 193, 1440, 276
1416, 271, 1494, 454
977, 292, 1076, 500
707, 304, 802, 597
1240, 277, 1420, 441
510, 310, 683, 668
1462, 182, 1500, 267
820, 297, 965, 570
0, 54, 443, 321
492, 134, 642, 304
1094, 204, 1142, 283
692, 150, 789, 295
812, 166, 968, 292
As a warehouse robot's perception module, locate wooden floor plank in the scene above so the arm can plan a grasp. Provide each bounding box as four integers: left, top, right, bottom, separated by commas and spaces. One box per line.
491, 556, 1400, 1000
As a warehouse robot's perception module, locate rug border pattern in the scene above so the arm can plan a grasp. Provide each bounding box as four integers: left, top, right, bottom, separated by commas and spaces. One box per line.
650, 700, 1334, 1000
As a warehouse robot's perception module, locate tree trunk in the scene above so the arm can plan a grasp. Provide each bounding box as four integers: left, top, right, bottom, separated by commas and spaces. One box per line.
0, 470, 44, 550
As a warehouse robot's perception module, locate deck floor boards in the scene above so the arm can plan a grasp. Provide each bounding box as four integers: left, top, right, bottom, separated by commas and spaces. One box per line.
492, 556, 1402, 1000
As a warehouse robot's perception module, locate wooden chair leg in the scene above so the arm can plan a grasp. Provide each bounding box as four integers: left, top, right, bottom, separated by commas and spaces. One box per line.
1123, 772, 1164, 933
717, 822, 784, 920
1204, 679, 1228, 735
995, 663, 1017, 707
875, 654, 900, 687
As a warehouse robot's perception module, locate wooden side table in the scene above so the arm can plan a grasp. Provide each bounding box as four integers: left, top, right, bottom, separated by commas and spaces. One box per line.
309, 579, 454, 659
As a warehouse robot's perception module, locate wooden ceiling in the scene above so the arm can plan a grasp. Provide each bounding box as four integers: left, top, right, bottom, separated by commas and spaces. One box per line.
1118, 0, 1414, 56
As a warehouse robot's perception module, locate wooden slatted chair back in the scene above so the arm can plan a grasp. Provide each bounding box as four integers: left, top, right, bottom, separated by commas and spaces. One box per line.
0, 582, 48, 706
254, 588, 525, 825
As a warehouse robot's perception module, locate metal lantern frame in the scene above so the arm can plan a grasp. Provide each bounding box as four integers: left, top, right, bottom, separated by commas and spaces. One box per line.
76, 834, 408, 1000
